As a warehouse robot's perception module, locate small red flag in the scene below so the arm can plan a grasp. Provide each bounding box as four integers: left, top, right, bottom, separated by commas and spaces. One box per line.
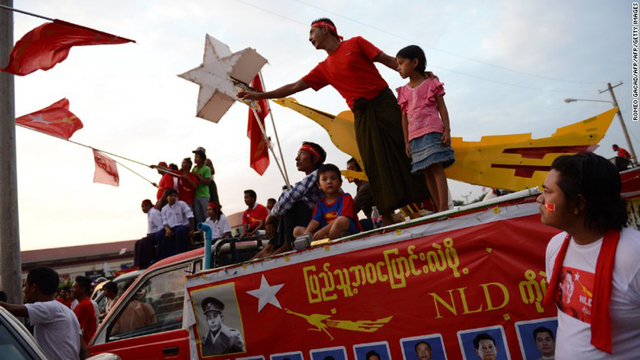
1, 19, 134, 76
247, 75, 270, 175
93, 150, 119, 187
16, 98, 83, 139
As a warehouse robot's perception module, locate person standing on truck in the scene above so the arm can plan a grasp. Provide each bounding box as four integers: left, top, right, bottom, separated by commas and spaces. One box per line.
200, 297, 244, 355
238, 18, 429, 225
539, 152, 640, 358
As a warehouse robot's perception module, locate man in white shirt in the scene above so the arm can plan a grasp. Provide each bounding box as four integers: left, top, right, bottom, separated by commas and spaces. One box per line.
134, 199, 164, 268
539, 152, 640, 359
0, 267, 86, 360
156, 188, 194, 259
204, 202, 232, 240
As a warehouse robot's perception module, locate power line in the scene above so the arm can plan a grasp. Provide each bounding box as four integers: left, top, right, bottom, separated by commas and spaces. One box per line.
235, 0, 605, 92
292, 0, 606, 85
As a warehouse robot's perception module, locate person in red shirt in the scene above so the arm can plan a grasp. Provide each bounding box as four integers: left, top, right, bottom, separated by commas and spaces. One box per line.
151, 161, 177, 209
238, 18, 428, 225
241, 189, 269, 237
612, 144, 632, 171
56, 287, 72, 308
178, 158, 198, 206
71, 276, 97, 345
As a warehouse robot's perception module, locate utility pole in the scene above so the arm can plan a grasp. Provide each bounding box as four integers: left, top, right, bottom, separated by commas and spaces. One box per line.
0, 0, 22, 304
601, 82, 638, 166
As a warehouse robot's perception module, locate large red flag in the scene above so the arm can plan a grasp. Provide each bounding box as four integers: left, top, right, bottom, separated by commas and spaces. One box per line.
247, 75, 270, 175
93, 150, 119, 187
16, 98, 83, 139
1, 19, 134, 76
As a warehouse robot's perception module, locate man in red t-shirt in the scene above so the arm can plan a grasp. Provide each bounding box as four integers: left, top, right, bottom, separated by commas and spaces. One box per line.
178, 158, 198, 206
238, 18, 428, 225
612, 144, 632, 171
241, 189, 268, 237
71, 276, 96, 345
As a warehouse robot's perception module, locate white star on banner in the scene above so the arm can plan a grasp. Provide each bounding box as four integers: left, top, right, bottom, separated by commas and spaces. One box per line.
29, 114, 50, 125
246, 275, 284, 313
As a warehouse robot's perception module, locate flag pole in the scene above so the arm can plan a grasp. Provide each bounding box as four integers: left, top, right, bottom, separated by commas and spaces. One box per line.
0, 0, 22, 305
259, 71, 291, 188
249, 104, 289, 187
0, 4, 53, 21
17, 124, 157, 185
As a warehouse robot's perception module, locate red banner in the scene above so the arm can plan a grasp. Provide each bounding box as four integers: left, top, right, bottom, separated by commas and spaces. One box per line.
247, 75, 270, 175
16, 98, 83, 139
1, 19, 134, 76
185, 200, 562, 360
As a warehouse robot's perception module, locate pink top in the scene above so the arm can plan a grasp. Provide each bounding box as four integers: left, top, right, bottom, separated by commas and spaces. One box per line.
396, 78, 446, 141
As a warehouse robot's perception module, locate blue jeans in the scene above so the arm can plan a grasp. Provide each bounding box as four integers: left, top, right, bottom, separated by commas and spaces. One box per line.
156, 225, 190, 260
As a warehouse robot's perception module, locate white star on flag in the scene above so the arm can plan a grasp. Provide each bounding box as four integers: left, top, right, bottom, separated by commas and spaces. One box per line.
29, 114, 50, 125
247, 275, 284, 313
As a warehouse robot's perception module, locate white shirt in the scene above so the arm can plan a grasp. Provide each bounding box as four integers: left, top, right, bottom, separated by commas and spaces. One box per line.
147, 207, 163, 234
204, 214, 231, 239
545, 227, 640, 359
161, 200, 193, 228
25, 300, 81, 360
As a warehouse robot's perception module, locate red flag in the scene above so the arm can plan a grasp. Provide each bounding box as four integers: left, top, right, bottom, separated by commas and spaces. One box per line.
16, 98, 83, 139
247, 75, 270, 175
1, 19, 134, 76
93, 150, 119, 187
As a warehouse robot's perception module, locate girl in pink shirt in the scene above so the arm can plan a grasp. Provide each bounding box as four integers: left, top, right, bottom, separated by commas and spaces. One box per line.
396, 45, 455, 212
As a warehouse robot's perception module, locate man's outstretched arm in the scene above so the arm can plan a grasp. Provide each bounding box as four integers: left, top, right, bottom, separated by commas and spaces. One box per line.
238, 79, 310, 100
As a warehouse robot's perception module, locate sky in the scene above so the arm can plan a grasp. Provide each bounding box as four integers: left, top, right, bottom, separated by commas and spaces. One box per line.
7, 0, 637, 251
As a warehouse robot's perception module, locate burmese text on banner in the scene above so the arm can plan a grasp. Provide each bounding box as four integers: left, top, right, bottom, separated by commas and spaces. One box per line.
185, 200, 562, 360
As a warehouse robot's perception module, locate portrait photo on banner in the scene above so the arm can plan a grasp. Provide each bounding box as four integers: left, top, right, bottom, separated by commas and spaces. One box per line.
271, 351, 304, 360
457, 325, 510, 360
189, 282, 246, 357
514, 318, 558, 360
400, 334, 447, 360
310, 346, 347, 360
353, 341, 391, 360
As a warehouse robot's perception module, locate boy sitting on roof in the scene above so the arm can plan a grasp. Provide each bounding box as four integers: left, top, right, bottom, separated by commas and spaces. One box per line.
294, 163, 362, 240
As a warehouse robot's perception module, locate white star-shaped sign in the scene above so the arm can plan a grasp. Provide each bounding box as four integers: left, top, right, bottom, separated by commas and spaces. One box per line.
179, 34, 268, 123
246, 275, 284, 313
29, 114, 50, 125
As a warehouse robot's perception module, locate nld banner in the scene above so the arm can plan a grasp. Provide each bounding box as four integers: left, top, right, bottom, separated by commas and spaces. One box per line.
185, 198, 561, 360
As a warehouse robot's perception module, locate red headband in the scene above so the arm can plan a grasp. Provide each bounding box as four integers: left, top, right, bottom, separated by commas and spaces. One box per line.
312, 21, 343, 41
300, 144, 321, 161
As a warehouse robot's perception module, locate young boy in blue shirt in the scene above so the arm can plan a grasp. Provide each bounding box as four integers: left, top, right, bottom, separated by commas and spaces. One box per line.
294, 163, 362, 240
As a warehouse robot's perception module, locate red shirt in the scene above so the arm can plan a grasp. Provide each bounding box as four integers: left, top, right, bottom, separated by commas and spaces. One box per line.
178, 173, 198, 205
156, 173, 175, 200
618, 148, 631, 159
74, 297, 97, 344
242, 204, 269, 230
302, 36, 388, 109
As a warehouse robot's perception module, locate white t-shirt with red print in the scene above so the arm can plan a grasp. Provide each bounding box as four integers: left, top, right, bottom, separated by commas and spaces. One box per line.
545, 227, 640, 359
